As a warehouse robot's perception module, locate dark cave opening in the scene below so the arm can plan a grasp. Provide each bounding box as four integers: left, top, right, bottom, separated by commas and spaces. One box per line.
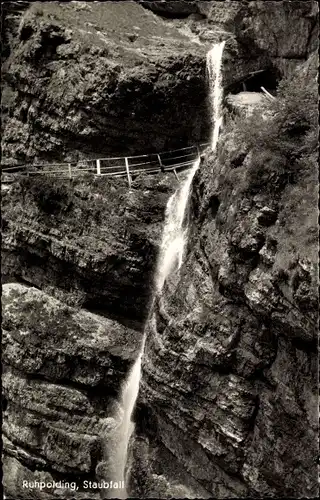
139, 3, 201, 20
20, 25, 34, 41
228, 67, 281, 95
34, 31, 68, 62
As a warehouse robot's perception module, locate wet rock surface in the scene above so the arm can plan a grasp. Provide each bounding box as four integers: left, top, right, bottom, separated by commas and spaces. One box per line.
1, 173, 176, 327
133, 56, 318, 498
2, 282, 141, 499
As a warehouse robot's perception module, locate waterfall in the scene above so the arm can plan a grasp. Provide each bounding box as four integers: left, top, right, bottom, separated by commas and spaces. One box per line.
111, 347, 144, 499
156, 40, 226, 294
207, 41, 226, 150
155, 157, 200, 293
110, 41, 226, 499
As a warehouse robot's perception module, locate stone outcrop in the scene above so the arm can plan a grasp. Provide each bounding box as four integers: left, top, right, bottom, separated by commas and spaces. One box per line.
132, 55, 318, 498
1, 1, 209, 164
232, 1, 319, 79
1, 173, 177, 328
2, 282, 141, 499
235, 1, 318, 58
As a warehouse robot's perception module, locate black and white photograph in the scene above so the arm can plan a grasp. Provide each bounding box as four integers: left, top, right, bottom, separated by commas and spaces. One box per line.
1, 1, 319, 499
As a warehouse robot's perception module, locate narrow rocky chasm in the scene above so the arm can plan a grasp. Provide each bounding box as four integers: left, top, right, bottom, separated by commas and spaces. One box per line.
1, 1, 319, 500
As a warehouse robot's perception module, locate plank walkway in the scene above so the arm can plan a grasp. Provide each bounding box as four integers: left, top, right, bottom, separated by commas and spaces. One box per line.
1, 142, 210, 187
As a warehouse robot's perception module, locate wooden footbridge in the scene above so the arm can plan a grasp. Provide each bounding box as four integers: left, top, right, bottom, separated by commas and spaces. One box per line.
1, 142, 210, 187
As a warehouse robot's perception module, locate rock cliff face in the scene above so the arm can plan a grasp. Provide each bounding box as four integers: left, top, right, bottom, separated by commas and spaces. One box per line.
132, 53, 318, 498
2, 173, 177, 328
2, 282, 141, 499
2, 166, 181, 499
1, 2, 318, 499
1, 1, 208, 164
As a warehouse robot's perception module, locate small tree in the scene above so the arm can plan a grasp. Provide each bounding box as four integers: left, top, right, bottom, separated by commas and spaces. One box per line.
235, 58, 318, 192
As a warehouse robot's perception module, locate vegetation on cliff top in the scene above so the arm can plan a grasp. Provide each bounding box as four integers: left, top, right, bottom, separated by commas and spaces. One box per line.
20, 1, 194, 66
223, 54, 318, 196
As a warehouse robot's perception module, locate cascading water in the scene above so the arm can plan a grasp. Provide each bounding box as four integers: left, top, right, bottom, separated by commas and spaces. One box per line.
110, 41, 226, 499
207, 41, 226, 150
155, 156, 200, 293
111, 347, 144, 499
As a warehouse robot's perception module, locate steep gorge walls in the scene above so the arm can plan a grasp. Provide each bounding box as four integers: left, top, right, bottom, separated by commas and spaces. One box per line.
2, 283, 141, 500
1, 2, 318, 499
1, 174, 177, 328
131, 37, 318, 500
1, 1, 209, 164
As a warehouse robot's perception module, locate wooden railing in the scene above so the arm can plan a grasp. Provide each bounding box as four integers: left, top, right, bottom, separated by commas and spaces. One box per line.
1, 142, 210, 187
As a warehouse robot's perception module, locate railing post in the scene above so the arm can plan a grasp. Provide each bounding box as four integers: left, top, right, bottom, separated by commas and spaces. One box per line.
260, 86, 275, 100
125, 157, 132, 188
173, 169, 179, 180
96, 159, 101, 175
157, 154, 164, 172
68, 163, 72, 179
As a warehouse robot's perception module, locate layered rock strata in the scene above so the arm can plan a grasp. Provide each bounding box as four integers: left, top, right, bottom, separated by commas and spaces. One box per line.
132, 55, 318, 498
1, 1, 208, 164
1, 2, 318, 499
1, 174, 177, 327
2, 283, 141, 499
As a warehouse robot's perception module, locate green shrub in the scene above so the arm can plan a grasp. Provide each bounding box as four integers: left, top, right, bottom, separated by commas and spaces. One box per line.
20, 176, 72, 214
235, 62, 318, 194
245, 150, 291, 193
